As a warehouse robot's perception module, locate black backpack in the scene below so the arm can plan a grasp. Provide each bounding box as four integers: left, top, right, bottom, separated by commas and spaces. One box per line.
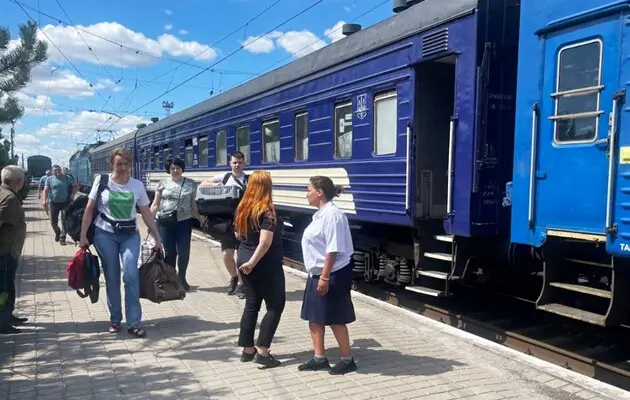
65, 174, 109, 244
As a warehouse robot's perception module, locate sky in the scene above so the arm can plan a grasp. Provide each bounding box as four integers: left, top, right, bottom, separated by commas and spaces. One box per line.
0, 0, 394, 168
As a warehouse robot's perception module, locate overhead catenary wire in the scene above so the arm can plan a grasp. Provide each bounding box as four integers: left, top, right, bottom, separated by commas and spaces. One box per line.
116, 0, 325, 119
9, 0, 282, 74
13, 1, 117, 114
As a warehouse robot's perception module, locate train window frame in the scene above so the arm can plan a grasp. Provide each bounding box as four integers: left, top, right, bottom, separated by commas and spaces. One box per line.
334, 101, 353, 159
172, 139, 180, 159
295, 111, 308, 162
551, 38, 603, 145
262, 118, 280, 164
198, 135, 209, 167
184, 138, 194, 168
236, 125, 251, 163
216, 129, 227, 166
373, 90, 398, 156
153, 146, 160, 170
162, 144, 170, 165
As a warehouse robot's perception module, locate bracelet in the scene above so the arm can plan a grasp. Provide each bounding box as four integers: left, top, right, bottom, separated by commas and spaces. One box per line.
320, 276, 329, 281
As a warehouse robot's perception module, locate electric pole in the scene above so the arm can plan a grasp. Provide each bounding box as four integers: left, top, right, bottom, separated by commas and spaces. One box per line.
162, 101, 174, 117
10, 122, 15, 161
21, 153, 24, 169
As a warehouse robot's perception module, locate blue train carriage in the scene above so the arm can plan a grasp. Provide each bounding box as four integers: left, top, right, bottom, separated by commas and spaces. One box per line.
510, 0, 630, 326
133, 0, 519, 296
69, 140, 107, 193
89, 131, 137, 183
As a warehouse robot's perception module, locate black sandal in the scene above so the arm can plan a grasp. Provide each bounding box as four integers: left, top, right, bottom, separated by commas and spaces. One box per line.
127, 327, 146, 338
108, 324, 120, 334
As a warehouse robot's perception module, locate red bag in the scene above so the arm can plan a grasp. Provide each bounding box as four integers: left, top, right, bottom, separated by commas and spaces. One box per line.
67, 249, 87, 290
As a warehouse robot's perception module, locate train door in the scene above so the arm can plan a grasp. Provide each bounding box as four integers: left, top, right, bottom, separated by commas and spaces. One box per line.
533, 19, 621, 237
414, 55, 457, 220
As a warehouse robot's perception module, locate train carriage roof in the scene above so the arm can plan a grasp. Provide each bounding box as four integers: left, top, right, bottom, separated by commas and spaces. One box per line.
136, 0, 478, 139
88, 131, 135, 154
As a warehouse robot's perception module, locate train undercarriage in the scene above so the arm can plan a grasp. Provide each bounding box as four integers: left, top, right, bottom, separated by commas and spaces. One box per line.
279, 210, 630, 329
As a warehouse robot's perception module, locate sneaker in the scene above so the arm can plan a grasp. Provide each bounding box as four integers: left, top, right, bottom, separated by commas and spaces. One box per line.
298, 358, 331, 371
54, 232, 60, 242
226, 277, 238, 295
59, 238, 66, 246
240, 349, 257, 362
253, 353, 281, 369
329, 359, 357, 375
235, 285, 245, 299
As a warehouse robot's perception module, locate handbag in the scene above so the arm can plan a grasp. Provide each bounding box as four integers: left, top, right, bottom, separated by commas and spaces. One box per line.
158, 178, 185, 226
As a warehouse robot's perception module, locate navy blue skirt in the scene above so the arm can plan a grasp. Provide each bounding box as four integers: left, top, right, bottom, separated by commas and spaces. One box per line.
300, 262, 356, 325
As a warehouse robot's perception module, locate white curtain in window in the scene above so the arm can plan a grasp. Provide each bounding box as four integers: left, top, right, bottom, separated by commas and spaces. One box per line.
375, 97, 397, 155
265, 141, 280, 162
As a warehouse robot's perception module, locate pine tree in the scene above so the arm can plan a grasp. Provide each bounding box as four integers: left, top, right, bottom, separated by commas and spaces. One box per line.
0, 20, 47, 174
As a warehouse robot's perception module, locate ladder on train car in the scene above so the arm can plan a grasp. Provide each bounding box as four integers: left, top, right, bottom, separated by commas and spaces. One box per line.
536, 241, 630, 326
405, 234, 467, 297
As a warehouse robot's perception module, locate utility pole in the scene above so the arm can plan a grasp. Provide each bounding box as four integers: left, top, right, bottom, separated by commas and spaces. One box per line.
162, 101, 174, 117
21, 153, 24, 169
10, 122, 14, 161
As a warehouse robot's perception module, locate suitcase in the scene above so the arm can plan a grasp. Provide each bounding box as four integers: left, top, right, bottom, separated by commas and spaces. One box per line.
138, 251, 186, 303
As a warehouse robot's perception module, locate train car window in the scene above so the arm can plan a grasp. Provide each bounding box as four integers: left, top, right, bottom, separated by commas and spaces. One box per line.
153, 146, 159, 170
374, 91, 398, 155
145, 148, 150, 170
163, 144, 169, 164
552, 39, 602, 144
295, 112, 308, 161
262, 119, 280, 163
216, 130, 227, 165
199, 136, 208, 167
185, 139, 193, 167
334, 102, 353, 158
236, 125, 250, 163
172, 139, 180, 158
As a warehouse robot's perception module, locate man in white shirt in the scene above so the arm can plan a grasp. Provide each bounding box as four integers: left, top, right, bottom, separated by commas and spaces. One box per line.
200, 151, 248, 298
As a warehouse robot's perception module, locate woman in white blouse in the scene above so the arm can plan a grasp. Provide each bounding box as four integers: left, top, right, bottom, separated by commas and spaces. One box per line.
298, 176, 357, 375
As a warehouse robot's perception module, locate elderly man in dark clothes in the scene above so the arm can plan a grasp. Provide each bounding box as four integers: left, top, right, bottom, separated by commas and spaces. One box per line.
0, 165, 28, 334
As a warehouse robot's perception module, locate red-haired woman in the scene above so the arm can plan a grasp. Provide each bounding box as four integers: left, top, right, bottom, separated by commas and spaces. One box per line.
234, 170, 285, 369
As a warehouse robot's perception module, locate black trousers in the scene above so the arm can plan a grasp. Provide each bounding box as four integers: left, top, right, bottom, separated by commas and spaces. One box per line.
49, 201, 68, 239
0, 254, 18, 328
238, 264, 286, 348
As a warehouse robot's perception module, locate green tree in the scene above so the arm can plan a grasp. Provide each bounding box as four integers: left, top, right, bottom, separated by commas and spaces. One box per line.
0, 20, 48, 201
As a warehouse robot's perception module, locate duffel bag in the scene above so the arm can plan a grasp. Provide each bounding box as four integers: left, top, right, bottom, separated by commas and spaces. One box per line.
138, 251, 186, 304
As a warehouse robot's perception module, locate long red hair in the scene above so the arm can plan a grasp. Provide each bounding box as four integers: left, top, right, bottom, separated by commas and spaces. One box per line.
234, 171, 276, 238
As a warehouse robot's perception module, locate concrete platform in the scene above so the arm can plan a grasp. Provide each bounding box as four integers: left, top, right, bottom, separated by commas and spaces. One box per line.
1, 194, 629, 399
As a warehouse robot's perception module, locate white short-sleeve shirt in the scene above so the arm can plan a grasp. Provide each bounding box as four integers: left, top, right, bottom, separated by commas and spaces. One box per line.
300, 201, 354, 276
89, 175, 150, 233
212, 172, 246, 187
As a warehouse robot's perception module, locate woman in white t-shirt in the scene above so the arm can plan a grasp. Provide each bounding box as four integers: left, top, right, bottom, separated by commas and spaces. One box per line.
79, 147, 163, 338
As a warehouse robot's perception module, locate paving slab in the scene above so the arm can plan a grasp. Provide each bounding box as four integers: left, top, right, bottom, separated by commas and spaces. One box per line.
1, 194, 629, 400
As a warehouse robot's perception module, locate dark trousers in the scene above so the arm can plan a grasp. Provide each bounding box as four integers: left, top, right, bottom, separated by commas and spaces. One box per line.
49, 201, 68, 240
157, 218, 193, 283
0, 254, 18, 328
238, 264, 286, 348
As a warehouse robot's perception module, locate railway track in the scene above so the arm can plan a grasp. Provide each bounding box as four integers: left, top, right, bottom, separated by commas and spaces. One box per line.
283, 255, 630, 391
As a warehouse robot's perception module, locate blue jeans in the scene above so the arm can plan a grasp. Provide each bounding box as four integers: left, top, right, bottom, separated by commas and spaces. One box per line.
94, 227, 142, 328
158, 218, 193, 283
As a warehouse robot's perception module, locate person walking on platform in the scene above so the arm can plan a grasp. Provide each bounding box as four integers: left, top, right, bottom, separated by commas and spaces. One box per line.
150, 157, 202, 291
79, 148, 163, 338
42, 165, 74, 245
234, 171, 285, 369
298, 176, 357, 375
200, 151, 248, 298
0, 166, 28, 334
37, 169, 51, 216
